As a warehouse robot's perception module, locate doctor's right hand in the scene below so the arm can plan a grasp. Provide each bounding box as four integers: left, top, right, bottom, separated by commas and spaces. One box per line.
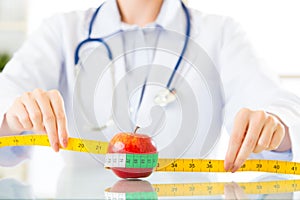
2, 89, 68, 152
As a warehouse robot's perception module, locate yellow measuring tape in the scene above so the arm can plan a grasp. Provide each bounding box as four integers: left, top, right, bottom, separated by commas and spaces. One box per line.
152, 179, 300, 196
1, 134, 300, 197
105, 179, 300, 198
0, 134, 299, 175
0, 134, 108, 154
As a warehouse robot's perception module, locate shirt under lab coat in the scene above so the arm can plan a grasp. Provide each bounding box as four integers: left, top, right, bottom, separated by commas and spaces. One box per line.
0, 0, 299, 167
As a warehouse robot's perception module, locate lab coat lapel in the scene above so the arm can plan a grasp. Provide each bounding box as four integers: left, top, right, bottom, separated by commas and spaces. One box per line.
89, 0, 122, 38
155, 0, 199, 38
151, 0, 195, 88
156, 0, 186, 36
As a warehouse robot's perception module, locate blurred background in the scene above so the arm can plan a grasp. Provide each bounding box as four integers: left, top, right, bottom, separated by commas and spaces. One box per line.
0, 0, 299, 197
1, 0, 299, 89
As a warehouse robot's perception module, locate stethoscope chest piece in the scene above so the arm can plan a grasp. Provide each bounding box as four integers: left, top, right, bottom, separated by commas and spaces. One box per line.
154, 88, 176, 107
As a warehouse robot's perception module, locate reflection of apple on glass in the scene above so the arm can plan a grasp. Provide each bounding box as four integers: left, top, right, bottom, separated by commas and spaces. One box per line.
106, 179, 158, 200
107, 127, 158, 179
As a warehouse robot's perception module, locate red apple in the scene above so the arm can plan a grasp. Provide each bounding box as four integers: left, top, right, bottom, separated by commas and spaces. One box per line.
109, 179, 155, 193
106, 179, 157, 199
107, 128, 157, 179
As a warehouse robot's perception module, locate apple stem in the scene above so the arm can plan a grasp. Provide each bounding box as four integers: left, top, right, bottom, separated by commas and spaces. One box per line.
134, 126, 140, 134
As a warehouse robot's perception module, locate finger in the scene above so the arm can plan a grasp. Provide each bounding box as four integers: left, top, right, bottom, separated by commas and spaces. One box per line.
267, 124, 285, 150
15, 100, 33, 130
224, 183, 235, 200
5, 114, 24, 133
33, 89, 59, 152
48, 90, 68, 148
224, 108, 250, 171
253, 117, 277, 153
232, 113, 265, 172
230, 182, 247, 199
21, 92, 44, 131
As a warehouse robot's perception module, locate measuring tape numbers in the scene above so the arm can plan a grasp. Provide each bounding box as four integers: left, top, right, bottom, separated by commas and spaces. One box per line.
153, 179, 300, 196
0, 134, 299, 175
0, 134, 108, 154
105, 153, 158, 168
155, 158, 300, 175
105, 179, 300, 198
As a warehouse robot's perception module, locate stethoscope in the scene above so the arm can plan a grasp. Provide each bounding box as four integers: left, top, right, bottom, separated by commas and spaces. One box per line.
74, 0, 191, 131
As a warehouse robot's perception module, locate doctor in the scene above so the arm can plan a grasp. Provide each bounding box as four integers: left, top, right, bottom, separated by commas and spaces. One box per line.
0, 0, 299, 172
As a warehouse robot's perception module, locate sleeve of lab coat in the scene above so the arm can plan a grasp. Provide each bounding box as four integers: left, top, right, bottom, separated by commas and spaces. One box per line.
219, 18, 300, 162
0, 146, 31, 167
0, 15, 64, 166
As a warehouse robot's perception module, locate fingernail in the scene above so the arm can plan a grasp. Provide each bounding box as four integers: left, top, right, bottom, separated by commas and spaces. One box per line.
224, 162, 231, 172
54, 142, 60, 152
227, 167, 232, 172
231, 165, 238, 173
63, 138, 68, 148
224, 165, 229, 172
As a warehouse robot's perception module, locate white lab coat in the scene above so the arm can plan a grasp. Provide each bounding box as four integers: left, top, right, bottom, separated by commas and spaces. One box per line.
0, 0, 300, 166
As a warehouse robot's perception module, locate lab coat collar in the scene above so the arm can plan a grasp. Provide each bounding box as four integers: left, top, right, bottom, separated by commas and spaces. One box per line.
89, 0, 121, 38
90, 0, 193, 38
155, 0, 187, 35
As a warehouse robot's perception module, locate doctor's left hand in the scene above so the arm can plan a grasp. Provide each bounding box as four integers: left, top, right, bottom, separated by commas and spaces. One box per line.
224, 108, 291, 172
2, 89, 68, 152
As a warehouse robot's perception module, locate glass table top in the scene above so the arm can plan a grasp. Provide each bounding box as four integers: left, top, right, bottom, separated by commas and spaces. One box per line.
1, 163, 300, 199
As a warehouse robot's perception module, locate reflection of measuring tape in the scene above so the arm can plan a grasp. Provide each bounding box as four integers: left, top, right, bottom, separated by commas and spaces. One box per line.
1, 134, 300, 175
105, 179, 300, 198
105, 190, 158, 200
153, 179, 300, 196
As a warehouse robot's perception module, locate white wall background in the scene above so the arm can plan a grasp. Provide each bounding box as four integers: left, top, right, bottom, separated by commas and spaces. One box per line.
27, 0, 102, 33
0, 0, 28, 53
189, 0, 300, 75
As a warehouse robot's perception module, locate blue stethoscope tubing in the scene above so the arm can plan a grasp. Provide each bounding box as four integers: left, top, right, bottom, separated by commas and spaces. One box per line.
74, 0, 191, 122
